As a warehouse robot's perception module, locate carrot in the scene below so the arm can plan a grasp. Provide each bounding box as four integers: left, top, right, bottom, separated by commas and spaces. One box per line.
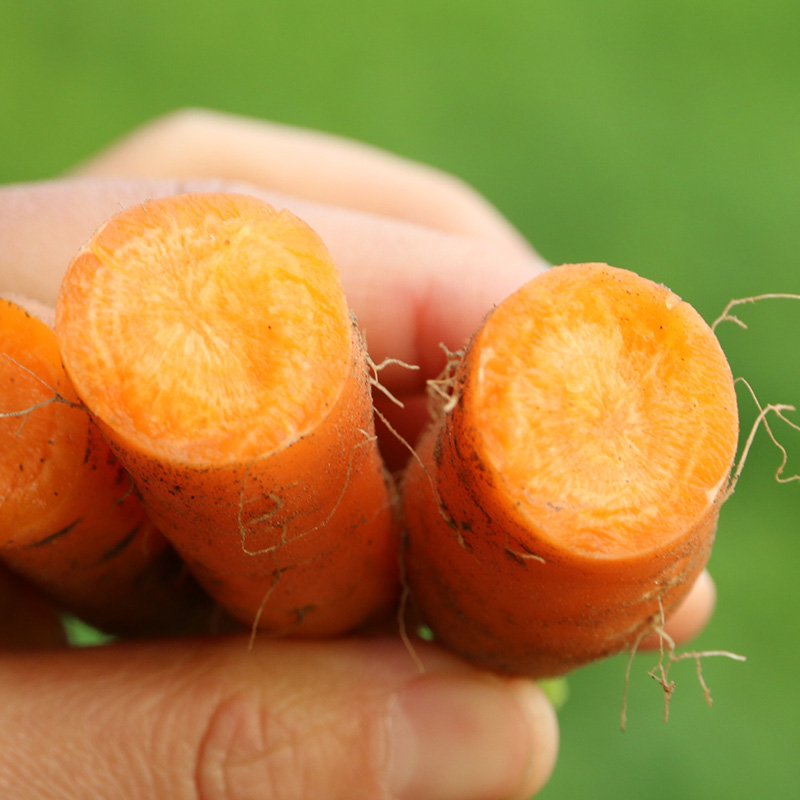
0, 297, 205, 636
54, 192, 400, 636
401, 263, 739, 678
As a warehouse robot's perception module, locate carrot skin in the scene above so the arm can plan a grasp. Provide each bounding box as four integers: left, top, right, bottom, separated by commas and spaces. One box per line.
401, 263, 738, 678
106, 326, 400, 635
403, 418, 720, 677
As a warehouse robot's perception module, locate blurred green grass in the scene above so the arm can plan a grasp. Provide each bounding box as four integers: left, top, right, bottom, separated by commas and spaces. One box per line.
2, 1, 798, 797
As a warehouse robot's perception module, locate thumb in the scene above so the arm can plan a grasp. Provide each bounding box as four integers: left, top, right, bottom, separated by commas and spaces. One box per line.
0, 635, 558, 800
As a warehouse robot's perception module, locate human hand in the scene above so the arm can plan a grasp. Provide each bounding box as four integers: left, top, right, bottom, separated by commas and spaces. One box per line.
0, 109, 716, 799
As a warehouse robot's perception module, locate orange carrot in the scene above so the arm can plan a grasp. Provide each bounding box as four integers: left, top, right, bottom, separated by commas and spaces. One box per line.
0, 297, 204, 636
401, 263, 739, 678
55, 192, 400, 636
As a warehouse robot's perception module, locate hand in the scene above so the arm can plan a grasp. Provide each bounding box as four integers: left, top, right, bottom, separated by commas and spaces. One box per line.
0, 109, 716, 799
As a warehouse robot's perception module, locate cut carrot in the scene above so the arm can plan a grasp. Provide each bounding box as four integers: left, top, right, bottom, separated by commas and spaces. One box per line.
0, 297, 203, 635
55, 192, 400, 636
401, 263, 739, 678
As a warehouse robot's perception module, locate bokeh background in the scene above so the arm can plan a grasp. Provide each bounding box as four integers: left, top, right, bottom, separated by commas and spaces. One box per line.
2, 1, 798, 797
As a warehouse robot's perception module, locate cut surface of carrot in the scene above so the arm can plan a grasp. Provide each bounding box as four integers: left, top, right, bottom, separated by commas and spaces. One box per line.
472, 263, 736, 555
402, 263, 738, 677
57, 193, 351, 463
55, 193, 399, 635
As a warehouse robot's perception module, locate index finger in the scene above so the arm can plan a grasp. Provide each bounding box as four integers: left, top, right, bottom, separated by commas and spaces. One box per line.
71, 108, 538, 257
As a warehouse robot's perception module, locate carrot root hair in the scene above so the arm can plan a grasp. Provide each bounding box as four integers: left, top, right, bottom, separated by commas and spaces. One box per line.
397, 529, 427, 675
425, 343, 464, 421
366, 349, 426, 472
619, 599, 746, 732
711, 291, 800, 498
723, 378, 799, 500
711, 292, 800, 333
0, 353, 83, 434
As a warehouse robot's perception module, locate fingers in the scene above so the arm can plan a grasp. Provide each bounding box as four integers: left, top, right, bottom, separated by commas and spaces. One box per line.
0, 635, 558, 800
70, 108, 537, 257
640, 569, 717, 650
0, 178, 546, 388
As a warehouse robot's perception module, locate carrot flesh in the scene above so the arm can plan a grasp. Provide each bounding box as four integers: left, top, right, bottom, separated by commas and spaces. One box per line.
55, 192, 399, 636
402, 263, 739, 678
0, 298, 201, 636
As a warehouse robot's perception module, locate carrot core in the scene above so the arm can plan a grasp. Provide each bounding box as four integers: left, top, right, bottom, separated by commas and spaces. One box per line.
469, 264, 737, 557
56, 193, 351, 463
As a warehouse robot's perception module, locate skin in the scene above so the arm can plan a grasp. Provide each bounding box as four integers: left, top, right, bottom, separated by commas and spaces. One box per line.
0, 109, 716, 800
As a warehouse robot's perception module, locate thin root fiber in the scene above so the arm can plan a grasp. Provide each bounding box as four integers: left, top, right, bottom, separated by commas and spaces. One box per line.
620, 600, 746, 732
0, 353, 83, 436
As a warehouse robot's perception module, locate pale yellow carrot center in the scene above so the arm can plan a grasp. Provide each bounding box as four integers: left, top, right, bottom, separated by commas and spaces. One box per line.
468, 264, 738, 556
57, 194, 352, 464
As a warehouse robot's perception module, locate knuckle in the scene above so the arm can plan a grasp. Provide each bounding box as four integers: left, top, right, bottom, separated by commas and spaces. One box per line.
194, 690, 285, 800
192, 687, 387, 800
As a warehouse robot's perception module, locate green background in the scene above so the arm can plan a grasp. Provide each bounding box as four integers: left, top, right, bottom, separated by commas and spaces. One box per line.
2, 1, 798, 797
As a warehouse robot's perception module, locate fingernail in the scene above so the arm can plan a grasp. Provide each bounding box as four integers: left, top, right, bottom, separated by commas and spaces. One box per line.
386, 673, 539, 800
